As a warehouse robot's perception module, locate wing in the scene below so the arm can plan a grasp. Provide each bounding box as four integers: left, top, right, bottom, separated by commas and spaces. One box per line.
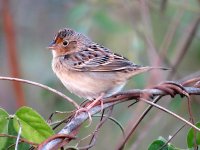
61, 44, 141, 72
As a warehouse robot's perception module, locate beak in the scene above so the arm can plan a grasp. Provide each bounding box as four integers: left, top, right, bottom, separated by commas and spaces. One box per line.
47, 40, 56, 50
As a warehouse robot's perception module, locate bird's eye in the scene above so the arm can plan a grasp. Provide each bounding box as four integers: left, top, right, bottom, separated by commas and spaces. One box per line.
62, 40, 69, 46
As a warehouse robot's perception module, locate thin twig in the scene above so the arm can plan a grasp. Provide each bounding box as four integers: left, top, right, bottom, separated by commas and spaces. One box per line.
77, 108, 113, 150
116, 96, 162, 150
185, 93, 198, 149
158, 9, 184, 69
0, 76, 80, 109
93, 115, 125, 136
0, 133, 38, 146
15, 118, 22, 150
139, 0, 163, 84
140, 98, 200, 132
168, 16, 200, 79
158, 123, 187, 150
7, 143, 16, 150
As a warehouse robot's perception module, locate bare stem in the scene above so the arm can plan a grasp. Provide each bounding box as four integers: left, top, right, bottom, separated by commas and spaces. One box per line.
0, 76, 80, 109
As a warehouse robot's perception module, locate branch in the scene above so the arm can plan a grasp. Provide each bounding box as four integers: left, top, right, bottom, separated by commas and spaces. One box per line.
1, 76, 199, 149
0, 76, 80, 109
41, 83, 200, 150
168, 16, 200, 79
41, 102, 117, 150
0, 133, 38, 146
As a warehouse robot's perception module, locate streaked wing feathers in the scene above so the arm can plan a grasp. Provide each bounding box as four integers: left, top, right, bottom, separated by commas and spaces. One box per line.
61, 45, 139, 72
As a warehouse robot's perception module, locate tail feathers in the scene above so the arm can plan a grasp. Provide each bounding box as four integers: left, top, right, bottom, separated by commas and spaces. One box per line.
146, 67, 171, 71
127, 66, 170, 78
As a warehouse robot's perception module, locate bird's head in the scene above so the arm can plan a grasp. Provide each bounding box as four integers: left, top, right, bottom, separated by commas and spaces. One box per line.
48, 28, 91, 56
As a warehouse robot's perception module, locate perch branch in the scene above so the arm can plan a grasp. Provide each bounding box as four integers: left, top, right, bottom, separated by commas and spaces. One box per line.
41, 83, 200, 150
1, 76, 200, 149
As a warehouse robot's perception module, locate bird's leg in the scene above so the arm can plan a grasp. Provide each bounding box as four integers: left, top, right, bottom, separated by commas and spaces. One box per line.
85, 93, 105, 113
74, 93, 105, 126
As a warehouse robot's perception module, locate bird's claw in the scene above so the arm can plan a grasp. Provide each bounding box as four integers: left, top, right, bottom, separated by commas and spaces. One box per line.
75, 107, 92, 127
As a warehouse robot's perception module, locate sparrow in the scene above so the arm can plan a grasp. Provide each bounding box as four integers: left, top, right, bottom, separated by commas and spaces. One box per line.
48, 28, 168, 110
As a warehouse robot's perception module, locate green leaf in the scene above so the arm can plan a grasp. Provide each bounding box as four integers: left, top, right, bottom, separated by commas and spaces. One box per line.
148, 138, 168, 150
13, 106, 54, 144
5, 119, 30, 150
148, 137, 181, 150
187, 122, 200, 148
0, 108, 9, 149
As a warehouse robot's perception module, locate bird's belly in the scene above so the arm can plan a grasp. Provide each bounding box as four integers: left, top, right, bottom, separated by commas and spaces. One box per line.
55, 70, 126, 100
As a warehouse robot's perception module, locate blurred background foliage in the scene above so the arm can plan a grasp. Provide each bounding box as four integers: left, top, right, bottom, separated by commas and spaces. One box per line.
0, 0, 200, 149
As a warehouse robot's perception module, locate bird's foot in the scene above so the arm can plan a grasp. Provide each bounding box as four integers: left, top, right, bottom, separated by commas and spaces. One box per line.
74, 93, 105, 126
74, 107, 92, 126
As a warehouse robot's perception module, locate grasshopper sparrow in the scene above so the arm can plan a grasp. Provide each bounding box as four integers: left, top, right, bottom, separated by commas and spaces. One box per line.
48, 28, 167, 110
